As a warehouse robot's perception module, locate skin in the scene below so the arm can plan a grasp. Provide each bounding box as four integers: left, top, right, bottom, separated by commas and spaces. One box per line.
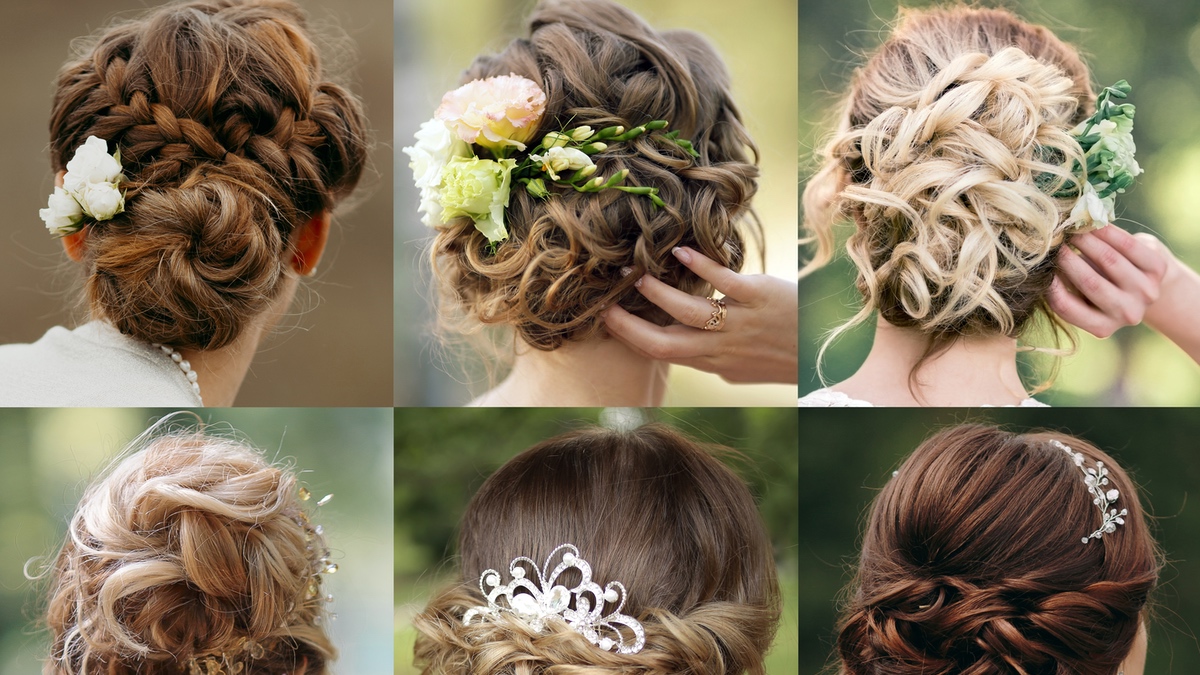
1051, 224, 1200, 365
55, 171, 330, 407
1119, 621, 1148, 675
600, 246, 799, 385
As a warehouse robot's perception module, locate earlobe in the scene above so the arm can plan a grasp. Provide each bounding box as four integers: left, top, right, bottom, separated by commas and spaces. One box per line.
61, 229, 87, 262
291, 211, 331, 277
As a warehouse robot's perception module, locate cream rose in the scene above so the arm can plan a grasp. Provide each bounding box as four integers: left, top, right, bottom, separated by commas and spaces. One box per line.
63, 136, 123, 196
436, 74, 546, 155
76, 182, 125, 222
39, 186, 84, 237
439, 156, 517, 243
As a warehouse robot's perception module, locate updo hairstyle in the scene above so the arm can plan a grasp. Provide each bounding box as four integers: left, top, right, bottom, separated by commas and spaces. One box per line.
837, 424, 1159, 675
49, 0, 368, 350
804, 7, 1095, 365
432, 0, 762, 350
42, 424, 335, 674
413, 424, 781, 674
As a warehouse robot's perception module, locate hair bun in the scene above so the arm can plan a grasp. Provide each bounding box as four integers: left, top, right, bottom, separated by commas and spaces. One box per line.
45, 430, 335, 673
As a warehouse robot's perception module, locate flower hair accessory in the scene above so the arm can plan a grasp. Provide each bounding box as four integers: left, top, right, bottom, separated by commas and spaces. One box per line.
39, 135, 126, 237
463, 543, 646, 654
404, 74, 698, 245
1060, 81, 1143, 231
1052, 439, 1128, 544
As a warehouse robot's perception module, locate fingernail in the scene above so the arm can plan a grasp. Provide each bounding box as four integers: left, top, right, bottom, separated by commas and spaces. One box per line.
620, 267, 633, 277
672, 246, 692, 264
634, 276, 643, 288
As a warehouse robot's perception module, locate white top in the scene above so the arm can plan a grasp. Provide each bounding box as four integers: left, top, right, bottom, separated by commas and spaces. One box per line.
798, 387, 1049, 408
0, 321, 203, 407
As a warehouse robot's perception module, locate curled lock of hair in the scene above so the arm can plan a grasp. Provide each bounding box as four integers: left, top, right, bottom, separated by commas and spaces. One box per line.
431, 0, 762, 351
49, 0, 368, 350
836, 425, 1160, 675
38, 421, 335, 674
802, 7, 1098, 382
412, 424, 781, 674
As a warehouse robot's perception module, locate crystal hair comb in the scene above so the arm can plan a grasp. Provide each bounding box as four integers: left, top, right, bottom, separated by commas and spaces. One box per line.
463, 543, 646, 654
1052, 440, 1128, 544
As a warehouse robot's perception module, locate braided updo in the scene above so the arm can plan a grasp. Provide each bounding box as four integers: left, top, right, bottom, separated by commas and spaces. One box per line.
413, 425, 781, 674
50, 0, 367, 350
431, 0, 761, 351
804, 7, 1094, 369
837, 425, 1159, 675
43, 423, 335, 674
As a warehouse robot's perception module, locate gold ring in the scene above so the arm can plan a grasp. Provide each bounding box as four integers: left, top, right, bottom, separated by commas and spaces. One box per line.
701, 297, 727, 331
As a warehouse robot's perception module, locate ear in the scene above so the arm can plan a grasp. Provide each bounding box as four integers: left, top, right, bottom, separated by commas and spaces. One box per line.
54, 171, 90, 261
291, 210, 331, 277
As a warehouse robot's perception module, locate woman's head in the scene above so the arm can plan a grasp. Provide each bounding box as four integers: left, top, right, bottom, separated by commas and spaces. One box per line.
43, 425, 334, 674
50, 0, 367, 350
414, 424, 780, 674
805, 7, 1093, 357
838, 424, 1159, 674
431, 0, 760, 351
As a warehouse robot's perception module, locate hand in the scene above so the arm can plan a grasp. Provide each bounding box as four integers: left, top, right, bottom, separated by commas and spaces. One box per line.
601, 246, 798, 384
1048, 225, 1170, 338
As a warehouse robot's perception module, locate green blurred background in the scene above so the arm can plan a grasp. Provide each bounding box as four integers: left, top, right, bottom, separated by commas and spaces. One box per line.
0, 0, 392, 406
799, 0, 1200, 404
393, 407, 799, 674
0, 408, 392, 675
395, 0, 797, 406
799, 408, 1200, 674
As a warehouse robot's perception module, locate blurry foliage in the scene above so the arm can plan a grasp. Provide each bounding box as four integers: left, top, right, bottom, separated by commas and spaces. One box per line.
800, 0, 1200, 404
799, 408, 1200, 674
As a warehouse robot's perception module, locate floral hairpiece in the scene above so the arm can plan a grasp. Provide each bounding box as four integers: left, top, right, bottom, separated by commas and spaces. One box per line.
463, 543, 646, 654
404, 73, 697, 245
1051, 439, 1128, 544
1060, 80, 1143, 231
39, 135, 126, 237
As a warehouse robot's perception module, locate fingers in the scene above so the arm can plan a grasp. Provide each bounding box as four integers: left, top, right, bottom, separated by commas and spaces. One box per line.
671, 246, 751, 302
1055, 245, 1145, 327
600, 305, 711, 361
1047, 276, 1120, 338
1070, 230, 1158, 303
1091, 225, 1169, 281
628, 272, 726, 329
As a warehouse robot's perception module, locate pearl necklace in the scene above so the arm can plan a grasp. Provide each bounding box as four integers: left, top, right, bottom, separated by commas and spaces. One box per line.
152, 343, 203, 403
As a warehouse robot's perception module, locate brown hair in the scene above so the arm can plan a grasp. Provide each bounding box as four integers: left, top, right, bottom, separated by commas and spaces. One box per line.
837, 424, 1159, 674
413, 424, 781, 674
50, 0, 367, 350
803, 7, 1094, 380
431, 0, 762, 351
41, 425, 334, 674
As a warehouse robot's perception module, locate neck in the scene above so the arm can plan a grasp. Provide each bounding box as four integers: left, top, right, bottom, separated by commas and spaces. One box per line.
176, 321, 266, 407
473, 336, 668, 407
834, 318, 1029, 406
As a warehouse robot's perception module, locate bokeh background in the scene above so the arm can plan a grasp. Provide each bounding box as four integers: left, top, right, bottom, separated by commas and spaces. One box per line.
395, 0, 797, 405
800, 408, 1200, 674
0, 408, 393, 675
0, 0, 392, 406
800, 0, 1200, 404
393, 407, 799, 674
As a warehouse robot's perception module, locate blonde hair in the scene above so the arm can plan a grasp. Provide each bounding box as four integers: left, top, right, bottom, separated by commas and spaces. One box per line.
803, 6, 1094, 379
40, 422, 334, 674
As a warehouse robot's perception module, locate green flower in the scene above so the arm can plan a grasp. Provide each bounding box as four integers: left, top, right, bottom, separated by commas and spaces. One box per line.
439, 156, 517, 243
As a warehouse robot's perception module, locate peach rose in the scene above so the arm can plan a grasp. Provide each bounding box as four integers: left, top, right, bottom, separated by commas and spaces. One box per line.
436, 74, 546, 155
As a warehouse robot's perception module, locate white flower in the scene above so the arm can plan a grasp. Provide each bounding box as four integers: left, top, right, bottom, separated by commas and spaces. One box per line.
63, 136, 122, 196
1066, 182, 1114, 232
438, 156, 517, 243
403, 118, 471, 227
529, 146, 594, 181
76, 182, 125, 221
39, 186, 84, 237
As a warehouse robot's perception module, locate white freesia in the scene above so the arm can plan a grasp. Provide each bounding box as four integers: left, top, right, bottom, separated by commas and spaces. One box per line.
529, 146, 594, 181
63, 136, 123, 196
39, 186, 84, 237
1066, 181, 1115, 232
76, 181, 125, 221
403, 118, 470, 227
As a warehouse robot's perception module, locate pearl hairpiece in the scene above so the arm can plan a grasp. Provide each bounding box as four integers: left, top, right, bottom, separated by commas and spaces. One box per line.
463, 543, 646, 654
1052, 439, 1128, 544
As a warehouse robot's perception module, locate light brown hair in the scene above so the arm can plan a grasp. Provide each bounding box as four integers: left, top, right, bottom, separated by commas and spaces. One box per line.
413, 424, 781, 674
40, 425, 335, 674
803, 7, 1094, 378
837, 424, 1159, 674
50, 0, 367, 350
431, 0, 762, 351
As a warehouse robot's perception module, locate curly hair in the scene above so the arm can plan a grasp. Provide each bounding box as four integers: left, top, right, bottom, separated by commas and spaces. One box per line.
837, 424, 1159, 675
49, 0, 367, 350
40, 423, 335, 674
413, 424, 781, 674
430, 0, 761, 351
803, 7, 1095, 377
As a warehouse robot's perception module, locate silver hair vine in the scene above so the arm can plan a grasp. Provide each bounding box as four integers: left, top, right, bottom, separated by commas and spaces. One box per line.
463, 543, 646, 654
1051, 439, 1128, 544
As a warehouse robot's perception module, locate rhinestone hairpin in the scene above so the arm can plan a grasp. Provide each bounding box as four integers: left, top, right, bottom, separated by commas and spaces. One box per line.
463, 543, 646, 654
1052, 440, 1128, 544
